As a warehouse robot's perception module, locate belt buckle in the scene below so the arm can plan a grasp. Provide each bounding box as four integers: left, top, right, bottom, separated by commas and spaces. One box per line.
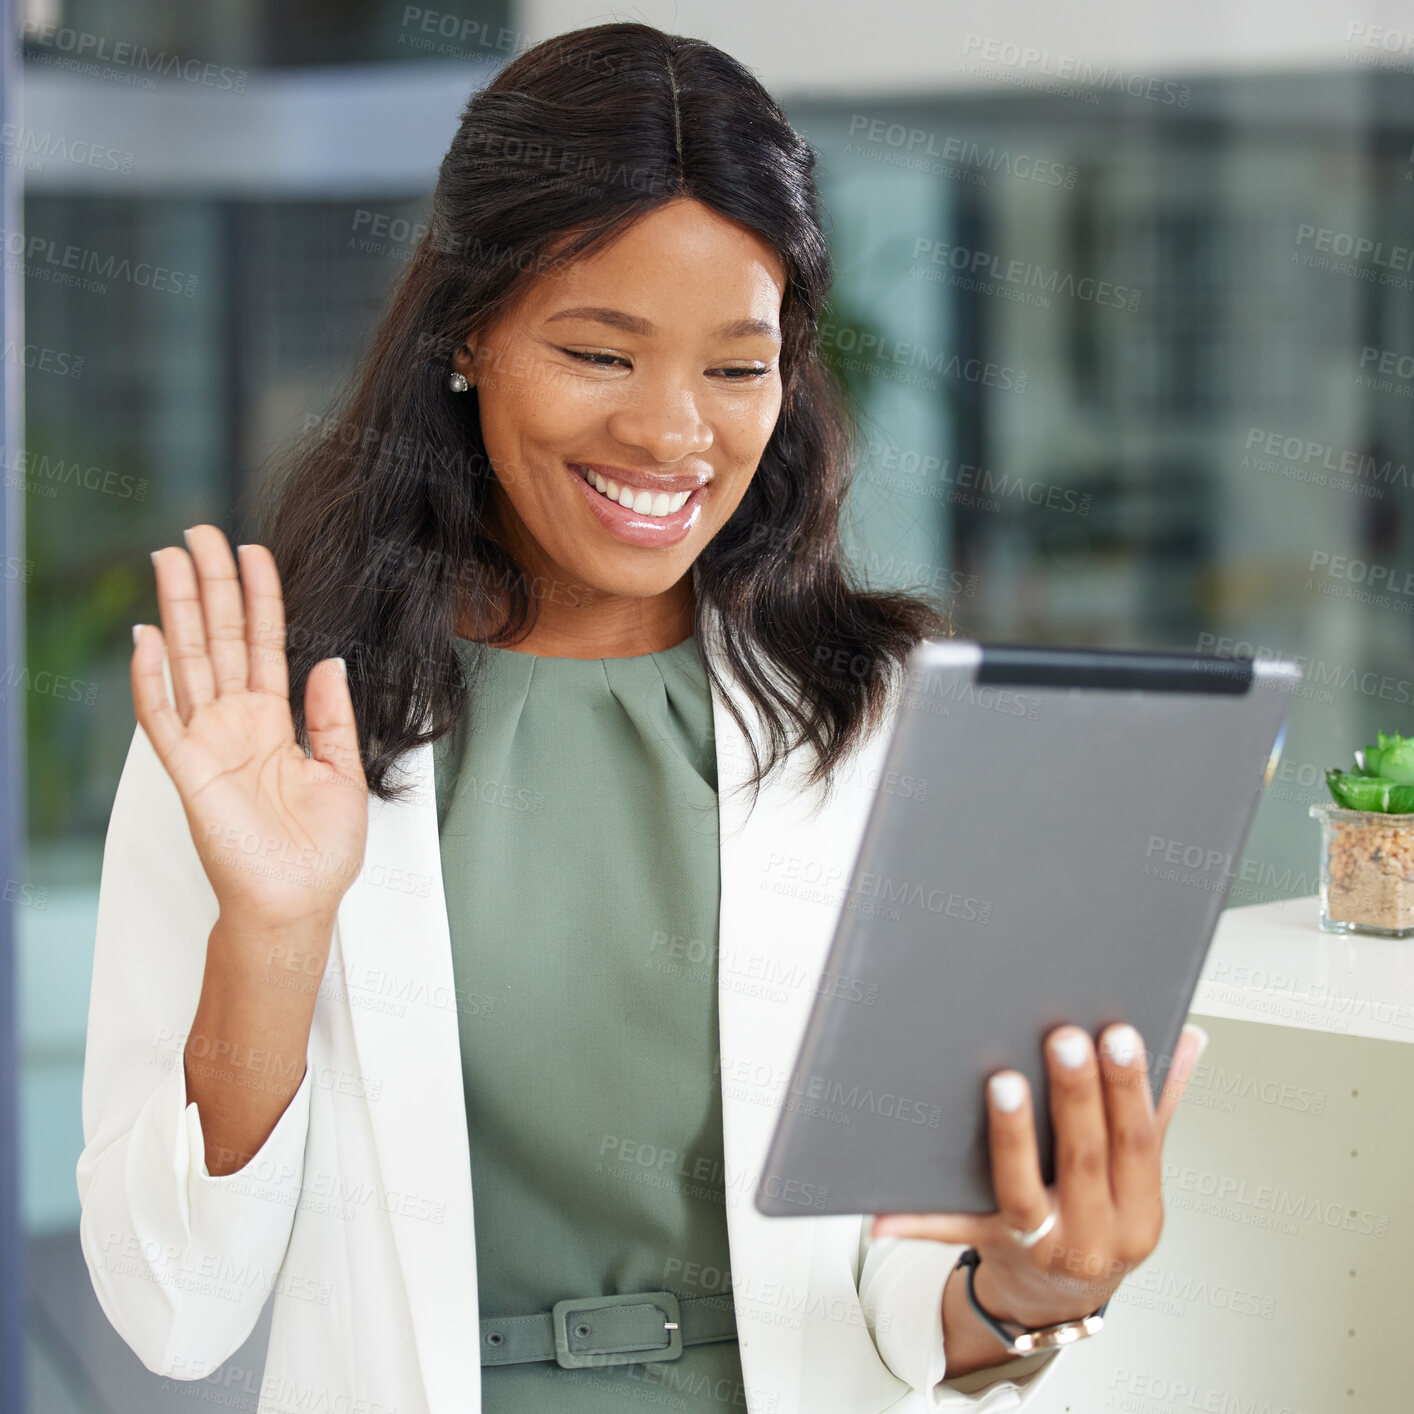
551, 1290, 683, 1370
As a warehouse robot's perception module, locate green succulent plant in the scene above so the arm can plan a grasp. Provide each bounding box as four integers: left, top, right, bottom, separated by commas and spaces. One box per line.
1326, 731, 1414, 812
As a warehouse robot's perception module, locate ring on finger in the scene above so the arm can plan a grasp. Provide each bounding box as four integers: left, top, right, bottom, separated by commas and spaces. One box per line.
1003, 1203, 1057, 1249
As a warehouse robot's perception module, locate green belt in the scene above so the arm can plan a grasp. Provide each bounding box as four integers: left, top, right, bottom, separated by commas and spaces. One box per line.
480, 1290, 736, 1369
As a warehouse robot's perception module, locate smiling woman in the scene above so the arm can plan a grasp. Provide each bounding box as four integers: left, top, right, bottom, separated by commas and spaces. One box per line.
446, 201, 791, 640
249, 21, 950, 806
78, 18, 1200, 1414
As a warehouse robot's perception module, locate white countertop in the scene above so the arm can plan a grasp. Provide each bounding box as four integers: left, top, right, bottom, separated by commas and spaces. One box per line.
1193, 894, 1414, 1043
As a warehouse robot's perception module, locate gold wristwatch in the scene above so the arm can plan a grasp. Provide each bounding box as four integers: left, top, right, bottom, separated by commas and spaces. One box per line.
957, 1249, 1109, 1355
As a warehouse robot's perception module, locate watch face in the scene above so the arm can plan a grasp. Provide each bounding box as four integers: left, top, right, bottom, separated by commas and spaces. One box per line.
1015, 1314, 1107, 1353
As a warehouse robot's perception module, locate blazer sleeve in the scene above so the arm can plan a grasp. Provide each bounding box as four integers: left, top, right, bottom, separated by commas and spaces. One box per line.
856, 1227, 1065, 1408
75, 718, 315, 1379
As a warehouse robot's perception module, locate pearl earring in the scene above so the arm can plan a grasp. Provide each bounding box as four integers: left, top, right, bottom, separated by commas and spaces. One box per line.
448, 370, 470, 393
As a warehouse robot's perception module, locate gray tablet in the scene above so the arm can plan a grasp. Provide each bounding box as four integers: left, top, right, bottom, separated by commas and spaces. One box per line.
754, 640, 1301, 1217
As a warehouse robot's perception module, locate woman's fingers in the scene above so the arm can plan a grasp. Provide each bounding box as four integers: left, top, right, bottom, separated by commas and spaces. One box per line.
983, 1070, 1052, 1240
130, 624, 184, 763
150, 543, 214, 724
1097, 1023, 1163, 1254
1046, 1026, 1112, 1245
1156, 1023, 1209, 1134
183, 525, 248, 697
870, 1069, 1051, 1249
305, 658, 365, 785
237, 543, 290, 701
876, 1020, 1209, 1281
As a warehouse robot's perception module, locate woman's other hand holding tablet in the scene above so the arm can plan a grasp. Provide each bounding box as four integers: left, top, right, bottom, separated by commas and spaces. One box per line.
870, 1019, 1210, 1376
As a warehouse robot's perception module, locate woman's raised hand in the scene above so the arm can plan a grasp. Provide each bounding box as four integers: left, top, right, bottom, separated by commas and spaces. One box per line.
132, 525, 369, 935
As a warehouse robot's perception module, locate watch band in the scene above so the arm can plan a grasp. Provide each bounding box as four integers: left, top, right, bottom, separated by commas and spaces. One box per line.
956, 1248, 1109, 1355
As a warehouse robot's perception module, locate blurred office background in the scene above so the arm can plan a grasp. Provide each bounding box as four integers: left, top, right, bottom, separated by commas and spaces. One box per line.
6, 0, 1414, 1407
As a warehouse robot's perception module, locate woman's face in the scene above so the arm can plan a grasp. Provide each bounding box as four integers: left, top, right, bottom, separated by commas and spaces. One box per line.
454, 197, 786, 618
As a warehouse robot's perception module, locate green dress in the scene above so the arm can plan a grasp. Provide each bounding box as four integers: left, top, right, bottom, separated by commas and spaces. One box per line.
433, 633, 744, 1411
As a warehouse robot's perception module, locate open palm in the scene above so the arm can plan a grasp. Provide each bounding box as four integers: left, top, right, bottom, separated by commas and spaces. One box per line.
132, 525, 369, 934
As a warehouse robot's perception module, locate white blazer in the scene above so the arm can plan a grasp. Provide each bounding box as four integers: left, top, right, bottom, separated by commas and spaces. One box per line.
76, 616, 1065, 1413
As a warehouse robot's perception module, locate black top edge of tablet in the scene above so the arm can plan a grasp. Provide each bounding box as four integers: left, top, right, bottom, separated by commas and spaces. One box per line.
975, 643, 1255, 694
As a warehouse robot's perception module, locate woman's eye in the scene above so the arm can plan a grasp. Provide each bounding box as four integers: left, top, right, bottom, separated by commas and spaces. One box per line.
563, 350, 627, 368
560, 349, 773, 380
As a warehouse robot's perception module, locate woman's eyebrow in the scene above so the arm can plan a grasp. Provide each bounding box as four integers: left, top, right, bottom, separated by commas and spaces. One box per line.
544, 305, 780, 341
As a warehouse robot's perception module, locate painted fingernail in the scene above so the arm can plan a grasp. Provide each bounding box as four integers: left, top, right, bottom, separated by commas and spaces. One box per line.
1102, 1024, 1142, 1068
182, 527, 195, 548
989, 1073, 1027, 1112
332, 657, 347, 679
150, 549, 161, 567
1052, 1031, 1090, 1068
132, 624, 145, 647
1183, 1023, 1210, 1061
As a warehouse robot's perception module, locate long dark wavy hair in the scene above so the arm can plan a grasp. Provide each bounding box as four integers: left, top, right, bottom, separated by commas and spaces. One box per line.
251, 20, 952, 810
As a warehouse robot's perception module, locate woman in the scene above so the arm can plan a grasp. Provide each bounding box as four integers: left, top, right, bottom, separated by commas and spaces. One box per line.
77, 21, 1206, 1414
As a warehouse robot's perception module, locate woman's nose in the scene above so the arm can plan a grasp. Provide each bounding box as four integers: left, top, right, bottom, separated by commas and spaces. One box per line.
606, 385, 712, 462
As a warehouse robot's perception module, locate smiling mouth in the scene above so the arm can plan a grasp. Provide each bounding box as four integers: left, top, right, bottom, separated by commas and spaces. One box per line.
571, 464, 694, 518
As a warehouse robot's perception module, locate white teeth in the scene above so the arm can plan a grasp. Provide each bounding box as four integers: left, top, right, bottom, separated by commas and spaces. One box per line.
574, 465, 697, 517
